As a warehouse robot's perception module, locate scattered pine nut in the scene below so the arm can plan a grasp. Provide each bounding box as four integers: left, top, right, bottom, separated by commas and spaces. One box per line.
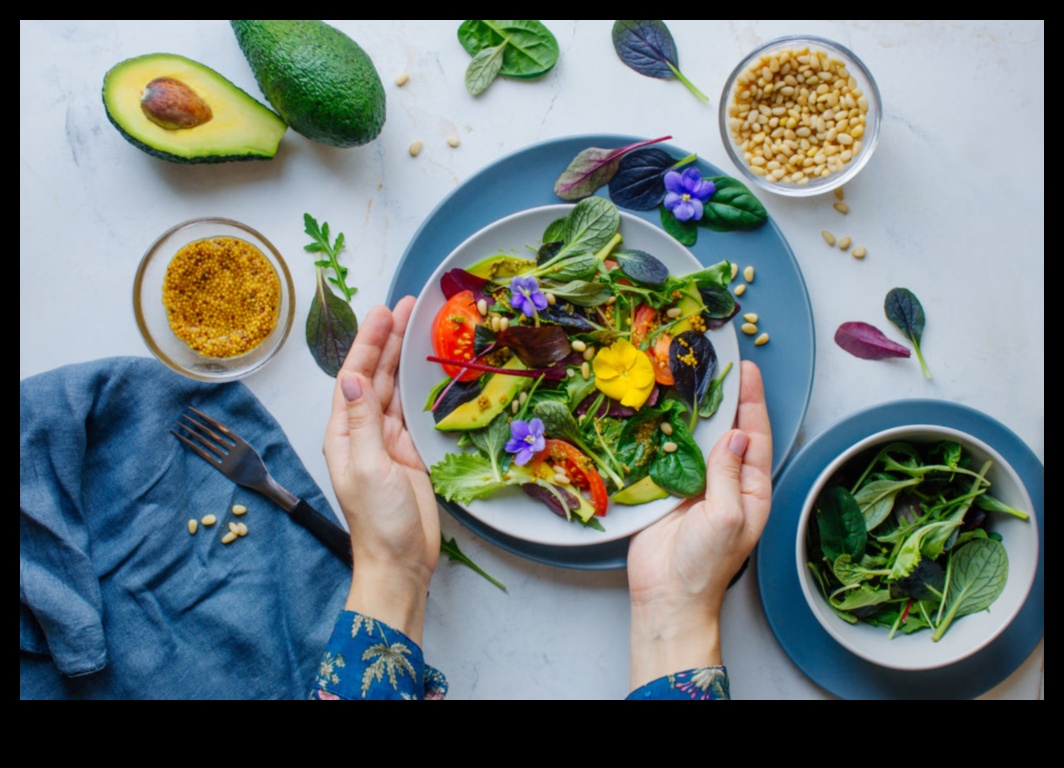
852, 245, 867, 259
666, 307, 683, 319
755, 333, 770, 346
490, 316, 501, 332
581, 362, 591, 380
394, 72, 410, 87
822, 230, 837, 246
741, 323, 759, 335
731, 263, 739, 281
834, 187, 845, 201
232, 504, 247, 516
834, 202, 850, 215
571, 339, 587, 353
735, 284, 747, 297
447, 135, 461, 148
567, 368, 576, 378
744, 266, 755, 283
476, 298, 488, 316
662, 441, 679, 454
519, 391, 528, 405
408, 140, 423, 157
201, 514, 217, 527
236, 523, 248, 537
660, 422, 674, 436
221, 531, 238, 545
606, 295, 617, 305
838, 236, 852, 251
499, 317, 510, 331
545, 292, 557, 306
188, 519, 199, 535
582, 347, 596, 362
743, 313, 759, 323
228, 522, 240, 535
511, 399, 520, 414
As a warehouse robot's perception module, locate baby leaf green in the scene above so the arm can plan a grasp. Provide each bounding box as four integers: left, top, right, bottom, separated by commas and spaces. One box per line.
553, 136, 671, 201
458, 20, 559, 95
306, 270, 358, 378
465, 44, 505, 96
699, 177, 769, 231
816, 485, 867, 562
932, 538, 1008, 641
611, 20, 709, 104
885, 287, 932, 379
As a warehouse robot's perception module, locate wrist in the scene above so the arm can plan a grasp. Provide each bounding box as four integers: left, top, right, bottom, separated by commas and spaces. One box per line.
346, 557, 431, 647
629, 598, 722, 692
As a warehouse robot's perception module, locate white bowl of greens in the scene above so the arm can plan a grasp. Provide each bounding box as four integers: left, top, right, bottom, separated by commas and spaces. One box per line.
797, 424, 1039, 671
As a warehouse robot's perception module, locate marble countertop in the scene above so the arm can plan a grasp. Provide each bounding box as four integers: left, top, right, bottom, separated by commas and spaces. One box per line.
20, 20, 1044, 699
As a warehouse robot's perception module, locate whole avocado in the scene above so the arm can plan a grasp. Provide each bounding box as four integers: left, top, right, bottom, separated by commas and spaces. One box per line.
231, 20, 385, 148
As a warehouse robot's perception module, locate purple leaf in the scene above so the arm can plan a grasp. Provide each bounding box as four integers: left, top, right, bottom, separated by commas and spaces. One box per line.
554, 136, 671, 201
440, 269, 490, 302
497, 325, 572, 369
835, 322, 912, 360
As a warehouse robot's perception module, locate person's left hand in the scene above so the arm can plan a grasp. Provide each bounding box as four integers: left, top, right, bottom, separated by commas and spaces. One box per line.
323, 296, 439, 645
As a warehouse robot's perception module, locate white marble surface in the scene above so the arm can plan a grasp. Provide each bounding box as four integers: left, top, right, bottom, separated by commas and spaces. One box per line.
20, 20, 1044, 699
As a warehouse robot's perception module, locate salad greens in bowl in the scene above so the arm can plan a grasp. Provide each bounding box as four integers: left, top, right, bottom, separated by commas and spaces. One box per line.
797, 424, 1038, 671
398, 201, 741, 548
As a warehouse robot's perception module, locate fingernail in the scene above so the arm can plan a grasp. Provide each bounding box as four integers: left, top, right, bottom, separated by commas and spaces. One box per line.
728, 430, 749, 458
341, 374, 363, 403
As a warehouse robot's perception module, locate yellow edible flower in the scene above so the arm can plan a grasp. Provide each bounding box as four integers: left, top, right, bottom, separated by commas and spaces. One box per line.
592, 339, 656, 409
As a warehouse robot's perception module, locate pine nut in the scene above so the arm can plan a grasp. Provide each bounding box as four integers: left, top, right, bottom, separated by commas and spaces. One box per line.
394, 72, 410, 86
744, 313, 759, 323
567, 369, 576, 378
554, 473, 571, 486
755, 333, 770, 346
201, 515, 217, 527
666, 307, 683, 319
834, 202, 850, 214
735, 284, 747, 297
476, 299, 488, 316
581, 362, 590, 380
662, 441, 679, 454
221, 531, 238, 545
237, 523, 248, 537
188, 520, 198, 535
499, 317, 510, 332
660, 422, 674, 436
822, 230, 837, 246
490, 316, 501, 332
545, 292, 557, 306
447, 136, 461, 148
519, 391, 528, 405
512, 399, 520, 414
408, 140, 423, 157
838, 236, 852, 251
741, 323, 759, 335
229, 522, 240, 534
852, 246, 867, 259
835, 188, 845, 202
731, 263, 739, 280
571, 339, 587, 352
232, 504, 247, 516
744, 266, 755, 283
583, 347, 596, 362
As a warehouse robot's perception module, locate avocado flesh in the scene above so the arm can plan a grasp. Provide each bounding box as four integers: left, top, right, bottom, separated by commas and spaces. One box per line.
102, 53, 287, 164
435, 358, 532, 432
611, 476, 669, 505
466, 255, 534, 280
231, 20, 385, 148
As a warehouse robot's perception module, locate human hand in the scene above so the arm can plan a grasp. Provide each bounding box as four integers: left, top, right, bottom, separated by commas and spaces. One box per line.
323, 296, 439, 645
627, 361, 772, 689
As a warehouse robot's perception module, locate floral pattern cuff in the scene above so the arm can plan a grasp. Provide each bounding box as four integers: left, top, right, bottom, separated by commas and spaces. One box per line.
626, 666, 730, 700
311, 611, 448, 700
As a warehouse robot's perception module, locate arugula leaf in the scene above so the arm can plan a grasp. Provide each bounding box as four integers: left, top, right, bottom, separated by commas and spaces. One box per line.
440, 535, 506, 591
885, 288, 932, 380
611, 20, 708, 104
304, 213, 356, 301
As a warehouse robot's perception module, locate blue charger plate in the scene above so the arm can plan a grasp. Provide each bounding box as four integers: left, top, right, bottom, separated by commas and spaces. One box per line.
388, 134, 814, 570
759, 399, 1045, 699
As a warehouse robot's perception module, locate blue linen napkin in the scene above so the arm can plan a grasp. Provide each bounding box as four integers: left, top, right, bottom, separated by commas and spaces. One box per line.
20, 357, 349, 699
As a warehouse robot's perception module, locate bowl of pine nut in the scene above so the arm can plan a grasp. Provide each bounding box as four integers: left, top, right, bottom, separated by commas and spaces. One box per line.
719, 35, 881, 198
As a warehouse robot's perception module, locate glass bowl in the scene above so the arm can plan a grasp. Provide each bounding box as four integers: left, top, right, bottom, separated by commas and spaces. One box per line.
719, 35, 881, 198
796, 425, 1039, 672
133, 217, 295, 382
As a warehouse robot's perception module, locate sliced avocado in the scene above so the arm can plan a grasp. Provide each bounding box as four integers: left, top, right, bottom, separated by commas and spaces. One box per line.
611, 476, 670, 505
435, 358, 532, 432
102, 53, 287, 164
465, 255, 534, 280
672, 278, 709, 335
231, 20, 385, 148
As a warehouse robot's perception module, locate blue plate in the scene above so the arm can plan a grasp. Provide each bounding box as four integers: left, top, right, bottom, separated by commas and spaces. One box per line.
759, 399, 1045, 699
388, 134, 814, 570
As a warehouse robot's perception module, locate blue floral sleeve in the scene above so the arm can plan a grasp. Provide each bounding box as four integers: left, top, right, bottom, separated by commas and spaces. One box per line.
626, 667, 730, 700
311, 611, 448, 700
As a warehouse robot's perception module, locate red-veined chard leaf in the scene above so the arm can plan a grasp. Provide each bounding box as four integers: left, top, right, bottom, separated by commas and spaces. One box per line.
699, 177, 769, 231
306, 270, 358, 378
611, 248, 669, 286
885, 287, 932, 379
426, 355, 569, 381
440, 268, 491, 302
553, 135, 671, 201
608, 148, 674, 211
668, 330, 717, 415
611, 20, 708, 103
835, 321, 912, 360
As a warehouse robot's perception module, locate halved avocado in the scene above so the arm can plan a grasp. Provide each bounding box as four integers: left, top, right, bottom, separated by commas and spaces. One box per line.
102, 53, 287, 163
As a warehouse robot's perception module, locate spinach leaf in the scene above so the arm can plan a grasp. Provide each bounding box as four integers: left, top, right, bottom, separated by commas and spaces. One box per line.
608, 148, 675, 211
932, 538, 1009, 641
885, 288, 932, 379
611, 20, 708, 104
698, 361, 733, 419
815, 485, 867, 562
699, 177, 769, 231
554, 136, 671, 201
611, 249, 669, 287
464, 44, 505, 96
306, 269, 358, 378
458, 20, 559, 79
649, 405, 706, 498
440, 535, 506, 591
660, 204, 697, 245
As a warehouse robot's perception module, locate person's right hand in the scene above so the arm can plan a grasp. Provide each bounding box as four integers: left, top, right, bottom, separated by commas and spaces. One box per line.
626, 361, 773, 690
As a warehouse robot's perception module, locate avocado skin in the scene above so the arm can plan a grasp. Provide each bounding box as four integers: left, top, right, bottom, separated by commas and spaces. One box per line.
231, 20, 386, 148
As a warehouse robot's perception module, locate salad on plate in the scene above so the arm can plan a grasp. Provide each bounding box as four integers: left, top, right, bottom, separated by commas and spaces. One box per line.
405, 198, 741, 542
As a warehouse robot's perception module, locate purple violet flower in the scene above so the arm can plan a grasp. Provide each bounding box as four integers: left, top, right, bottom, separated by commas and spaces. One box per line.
505, 417, 546, 466
510, 275, 548, 317
664, 168, 716, 223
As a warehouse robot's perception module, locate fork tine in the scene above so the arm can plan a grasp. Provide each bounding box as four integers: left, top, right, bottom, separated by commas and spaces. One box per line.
171, 429, 222, 465
178, 415, 230, 459
188, 407, 240, 443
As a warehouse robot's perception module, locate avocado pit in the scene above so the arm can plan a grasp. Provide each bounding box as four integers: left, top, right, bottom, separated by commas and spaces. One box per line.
141, 76, 213, 130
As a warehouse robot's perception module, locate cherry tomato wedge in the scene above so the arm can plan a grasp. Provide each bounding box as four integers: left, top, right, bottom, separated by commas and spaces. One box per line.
431, 290, 482, 382
631, 305, 675, 386
529, 439, 609, 517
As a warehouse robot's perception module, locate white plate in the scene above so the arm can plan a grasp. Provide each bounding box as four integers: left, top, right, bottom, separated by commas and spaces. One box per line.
399, 204, 740, 547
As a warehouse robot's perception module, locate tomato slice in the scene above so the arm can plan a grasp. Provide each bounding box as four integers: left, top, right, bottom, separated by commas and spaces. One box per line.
431, 290, 483, 382
529, 439, 609, 517
631, 305, 674, 386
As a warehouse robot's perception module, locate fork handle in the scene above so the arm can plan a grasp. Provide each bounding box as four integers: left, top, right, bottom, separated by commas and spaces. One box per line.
290, 500, 353, 566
